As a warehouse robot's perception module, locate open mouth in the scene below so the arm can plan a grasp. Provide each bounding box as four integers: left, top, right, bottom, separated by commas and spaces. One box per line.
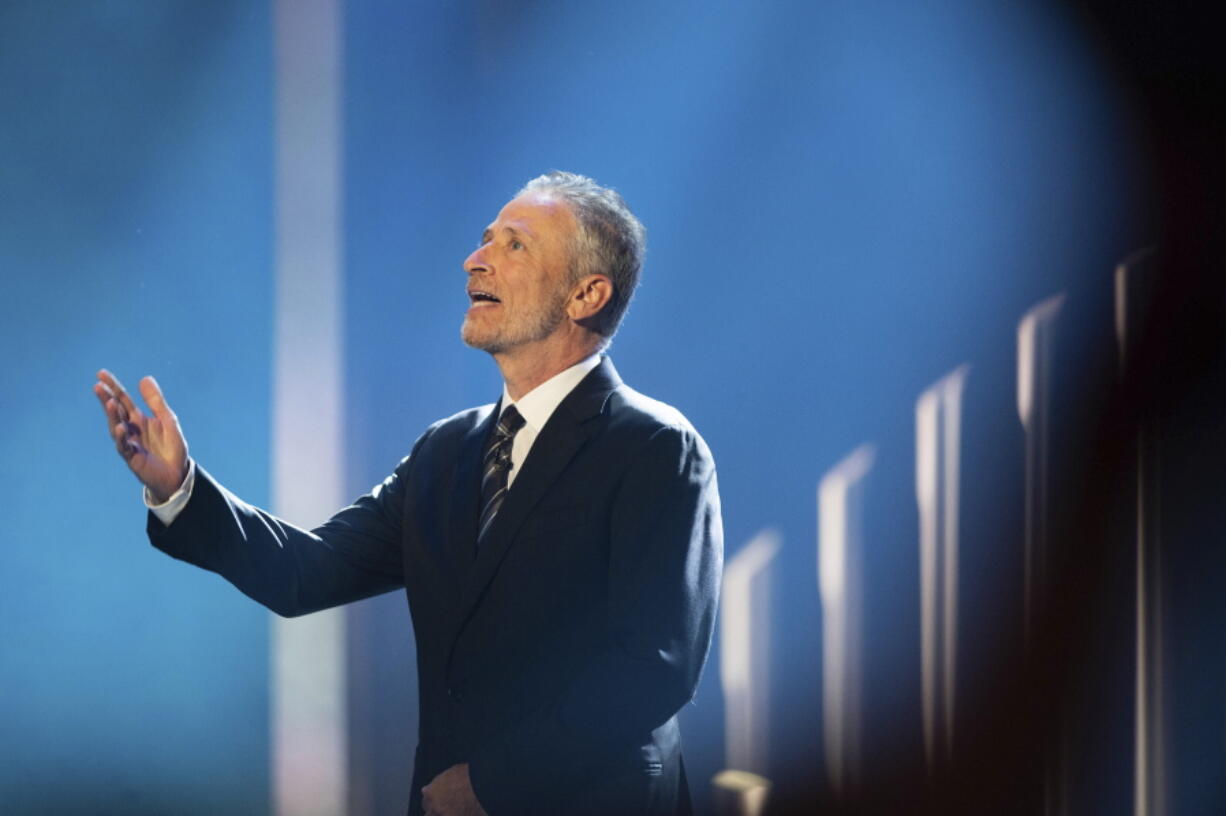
468, 290, 501, 305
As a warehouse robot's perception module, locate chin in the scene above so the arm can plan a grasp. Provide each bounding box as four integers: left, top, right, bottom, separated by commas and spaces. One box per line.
461, 325, 503, 354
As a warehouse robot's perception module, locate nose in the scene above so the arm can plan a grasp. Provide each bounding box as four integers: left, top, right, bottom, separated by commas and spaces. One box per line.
464, 245, 491, 276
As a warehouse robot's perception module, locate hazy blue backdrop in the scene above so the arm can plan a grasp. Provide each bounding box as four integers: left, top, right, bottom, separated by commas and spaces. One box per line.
1, 1, 1140, 813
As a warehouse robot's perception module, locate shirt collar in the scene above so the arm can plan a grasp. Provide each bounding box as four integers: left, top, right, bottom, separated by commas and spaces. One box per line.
501, 354, 602, 433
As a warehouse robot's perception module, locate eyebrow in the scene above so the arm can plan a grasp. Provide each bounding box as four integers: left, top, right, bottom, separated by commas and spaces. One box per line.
480, 225, 534, 244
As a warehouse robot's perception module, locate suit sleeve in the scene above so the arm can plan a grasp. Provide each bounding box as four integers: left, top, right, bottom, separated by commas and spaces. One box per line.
146, 430, 431, 617
468, 423, 724, 811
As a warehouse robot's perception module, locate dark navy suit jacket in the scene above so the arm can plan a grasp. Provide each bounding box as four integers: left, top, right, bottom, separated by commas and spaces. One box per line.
148, 357, 723, 815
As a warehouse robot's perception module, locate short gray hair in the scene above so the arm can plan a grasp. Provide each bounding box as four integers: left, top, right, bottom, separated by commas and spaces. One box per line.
517, 171, 645, 341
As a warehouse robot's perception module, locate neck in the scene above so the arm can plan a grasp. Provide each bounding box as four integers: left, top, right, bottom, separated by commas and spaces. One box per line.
494, 337, 600, 401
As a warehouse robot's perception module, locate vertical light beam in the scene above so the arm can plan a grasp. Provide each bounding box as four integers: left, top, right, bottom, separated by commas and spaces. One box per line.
272, 1, 346, 815
1017, 294, 1065, 642
1115, 249, 1167, 816
1017, 292, 1069, 816
916, 365, 969, 769
719, 529, 782, 776
818, 445, 875, 796
714, 529, 779, 816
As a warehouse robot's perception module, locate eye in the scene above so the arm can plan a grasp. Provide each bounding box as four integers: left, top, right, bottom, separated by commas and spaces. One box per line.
510, 239, 524, 250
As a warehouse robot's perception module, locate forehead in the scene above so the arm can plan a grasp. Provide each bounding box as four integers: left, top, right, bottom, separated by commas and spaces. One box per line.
488, 192, 577, 241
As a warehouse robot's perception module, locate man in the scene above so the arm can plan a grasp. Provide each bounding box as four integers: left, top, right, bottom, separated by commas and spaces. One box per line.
94, 172, 723, 815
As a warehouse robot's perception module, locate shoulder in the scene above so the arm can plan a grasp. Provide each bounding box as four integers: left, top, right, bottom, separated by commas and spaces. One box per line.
416, 404, 492, 448
395, 403, 495, 467
424, 403, 496, 438
604, 384, 714, 465
607, 384, 691, 430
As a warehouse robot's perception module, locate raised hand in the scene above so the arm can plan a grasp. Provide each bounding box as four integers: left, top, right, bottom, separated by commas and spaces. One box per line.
94, 369, 189, 503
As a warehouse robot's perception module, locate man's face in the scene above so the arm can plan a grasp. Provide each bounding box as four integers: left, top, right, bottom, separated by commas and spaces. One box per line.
461, 192, 578, 355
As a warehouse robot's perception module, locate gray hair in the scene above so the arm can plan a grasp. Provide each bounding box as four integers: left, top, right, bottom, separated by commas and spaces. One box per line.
517, 171, 645, 342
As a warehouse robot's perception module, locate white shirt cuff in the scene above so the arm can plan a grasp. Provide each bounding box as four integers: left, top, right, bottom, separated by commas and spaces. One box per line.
144, 459, 197, 527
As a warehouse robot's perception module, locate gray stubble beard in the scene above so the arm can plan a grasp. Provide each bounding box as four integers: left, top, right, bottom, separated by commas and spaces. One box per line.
460, 291, 571, 356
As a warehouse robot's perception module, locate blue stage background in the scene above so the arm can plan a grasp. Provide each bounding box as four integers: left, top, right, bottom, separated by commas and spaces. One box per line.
1, 1, 1140, 813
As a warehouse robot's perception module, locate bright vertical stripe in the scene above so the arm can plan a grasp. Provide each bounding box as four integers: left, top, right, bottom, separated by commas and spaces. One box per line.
720, 529, 781, 776
818, 445, 874, 796
272, 1, 346, 815
1018, 292, 1072, 816
916, 365, 968, 769
1115, 252, 1168, 816
1017, 293, 1064, 643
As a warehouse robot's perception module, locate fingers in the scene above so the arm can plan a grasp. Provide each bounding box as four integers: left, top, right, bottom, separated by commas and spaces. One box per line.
113, 419, 141, 459
95, 372, 144, 460
94, 385, 128, 431
95, 383, 125, 434
93, 382, 115, 427
97, 369, 143, 422
114, 421, 132, 457
139, 375, 176, 422
92, 381, 110, 410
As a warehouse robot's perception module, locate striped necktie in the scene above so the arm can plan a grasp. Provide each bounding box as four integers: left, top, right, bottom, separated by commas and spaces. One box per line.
477, 405, 525, 544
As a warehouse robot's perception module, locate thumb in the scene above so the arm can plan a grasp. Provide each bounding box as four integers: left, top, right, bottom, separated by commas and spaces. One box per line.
139, 375, 176, 422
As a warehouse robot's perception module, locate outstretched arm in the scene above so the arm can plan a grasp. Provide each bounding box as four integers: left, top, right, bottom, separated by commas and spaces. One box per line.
146, 461, 408, 617
94, 369, 408, 616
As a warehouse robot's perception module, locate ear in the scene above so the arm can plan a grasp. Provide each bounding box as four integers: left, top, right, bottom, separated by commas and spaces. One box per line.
566, 275, 614, 323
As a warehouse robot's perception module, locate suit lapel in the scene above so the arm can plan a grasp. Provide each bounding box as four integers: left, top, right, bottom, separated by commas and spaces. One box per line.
451, 358, 623, 644
448, 402, 499, 576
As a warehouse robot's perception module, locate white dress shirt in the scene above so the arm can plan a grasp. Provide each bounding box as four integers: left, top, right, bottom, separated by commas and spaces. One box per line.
147, 354, 603, 525
499, 353, 600, 489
